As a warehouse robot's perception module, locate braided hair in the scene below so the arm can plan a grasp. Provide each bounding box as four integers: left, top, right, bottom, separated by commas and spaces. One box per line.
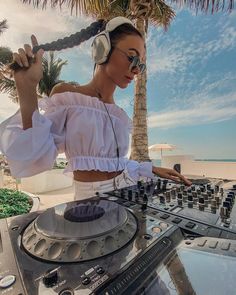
9, 19, 143, 71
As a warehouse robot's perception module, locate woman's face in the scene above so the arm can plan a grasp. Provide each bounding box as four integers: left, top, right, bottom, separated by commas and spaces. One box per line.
105, 34, 145, 88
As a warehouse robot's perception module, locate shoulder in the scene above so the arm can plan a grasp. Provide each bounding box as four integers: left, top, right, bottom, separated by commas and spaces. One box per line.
49, 82, 78, 97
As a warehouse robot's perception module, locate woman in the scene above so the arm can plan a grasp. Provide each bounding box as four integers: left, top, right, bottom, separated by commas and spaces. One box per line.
0, 16, 191, 200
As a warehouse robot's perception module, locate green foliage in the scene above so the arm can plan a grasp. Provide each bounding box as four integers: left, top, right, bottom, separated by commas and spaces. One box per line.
53, 161, 67, 169
0, 188, 32, 219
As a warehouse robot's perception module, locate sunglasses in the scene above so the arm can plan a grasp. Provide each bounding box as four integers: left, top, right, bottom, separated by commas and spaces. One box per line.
114, 47, 146, 74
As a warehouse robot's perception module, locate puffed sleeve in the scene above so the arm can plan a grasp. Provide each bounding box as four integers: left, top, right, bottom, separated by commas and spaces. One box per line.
0, 96, 67, 178
126, 160, 154, 182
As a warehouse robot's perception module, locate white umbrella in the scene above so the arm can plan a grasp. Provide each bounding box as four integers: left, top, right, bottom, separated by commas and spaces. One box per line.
148, 143, 177, 157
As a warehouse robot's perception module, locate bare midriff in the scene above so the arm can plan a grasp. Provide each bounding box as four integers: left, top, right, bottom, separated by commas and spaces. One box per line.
73, 170, 123, 182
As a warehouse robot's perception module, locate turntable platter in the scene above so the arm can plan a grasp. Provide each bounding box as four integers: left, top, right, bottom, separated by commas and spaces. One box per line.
22, 200, 137, 263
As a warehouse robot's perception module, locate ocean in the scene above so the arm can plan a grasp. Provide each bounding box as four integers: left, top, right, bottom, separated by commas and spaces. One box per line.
152, 159, 236, 167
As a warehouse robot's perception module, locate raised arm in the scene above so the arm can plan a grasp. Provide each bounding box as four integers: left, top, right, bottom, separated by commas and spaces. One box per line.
12, 35, 44, 129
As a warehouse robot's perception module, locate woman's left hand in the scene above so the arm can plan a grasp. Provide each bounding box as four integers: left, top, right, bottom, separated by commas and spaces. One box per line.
152, 166, 192, 186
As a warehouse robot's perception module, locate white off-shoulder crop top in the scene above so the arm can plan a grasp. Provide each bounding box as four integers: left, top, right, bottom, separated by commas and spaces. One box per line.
0, 92, 153, 181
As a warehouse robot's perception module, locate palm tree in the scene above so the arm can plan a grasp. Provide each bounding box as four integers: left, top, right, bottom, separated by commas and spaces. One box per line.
0, 49, 68, 102
21, 0, 234, 161
39, 52, 68, 96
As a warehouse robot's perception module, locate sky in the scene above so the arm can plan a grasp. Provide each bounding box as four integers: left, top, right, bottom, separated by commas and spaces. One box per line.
0, 0, 236, 160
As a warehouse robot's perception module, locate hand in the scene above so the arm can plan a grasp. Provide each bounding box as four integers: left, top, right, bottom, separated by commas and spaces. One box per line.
12, 35, 44, 87
152, 166, 192, 186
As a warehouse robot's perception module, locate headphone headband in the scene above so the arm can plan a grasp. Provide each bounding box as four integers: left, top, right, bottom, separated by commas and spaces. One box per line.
91, 17, 135, 65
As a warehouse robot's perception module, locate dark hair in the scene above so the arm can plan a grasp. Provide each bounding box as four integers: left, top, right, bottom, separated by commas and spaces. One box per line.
32, 21, 143, 54
9, 19, 143, 71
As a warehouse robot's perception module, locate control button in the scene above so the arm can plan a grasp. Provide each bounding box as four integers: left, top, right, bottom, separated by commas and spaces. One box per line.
82, 276, 91, 285
0, 275, 16, 288
152, 227, 162, 233
159, 222, 168, 229
96, 267, 105, 275
208, 240, 218, 249
221, 242, 231, 251
160, 214, 170, 220
197, 239, 207, 247
59, 289, 74, 295
172, 217, 182, 224
185, 222, 196, 229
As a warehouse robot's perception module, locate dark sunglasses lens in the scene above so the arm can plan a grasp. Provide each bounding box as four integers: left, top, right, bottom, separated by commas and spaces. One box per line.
139, 64, 146, 73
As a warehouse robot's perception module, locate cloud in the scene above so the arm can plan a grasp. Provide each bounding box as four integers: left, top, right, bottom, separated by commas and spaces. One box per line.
0, 1, 93, 51
146, 12, 236, 77
148, 90, 236, 129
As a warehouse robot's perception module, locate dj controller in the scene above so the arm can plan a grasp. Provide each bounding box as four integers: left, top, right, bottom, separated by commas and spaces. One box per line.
1, 177, 236, 295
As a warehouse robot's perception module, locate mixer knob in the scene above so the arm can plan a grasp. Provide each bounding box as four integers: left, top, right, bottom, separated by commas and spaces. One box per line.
225, 198, 233, 209
143, 193, 148, 203
187, 194, 193, 208
220, 206, 229, 220
223, 200, 231, 210
210, 188, 214, 194
156, 179, 161, 190
43, 269, 58, 288
165, 191, 171, 202
177, 193, 183, 206
137, 181, 142, 188
198, 197, 205, 211
146, 184, 151, 192
207, 184, 211, 190
207, 191, 212, 199
171, 189, 177, 199
214, 195, 221, 205
228, 192, 235, 202
211, 199, 217, 213
139, 186, 145, 195
141, 202, 147, 211
159, 194, 165, 204
162, 180, 168, 190
128, 190, 133, 201
215, 185, 219, 193
191, 186, 196, 192
135, 192, 139, 202
180, 185, 185, 191
200, 186, 206, 193
175, 186, 180, 193
188, 194, 193, 201
198, 197, 204, 203
197, 188, 202, 195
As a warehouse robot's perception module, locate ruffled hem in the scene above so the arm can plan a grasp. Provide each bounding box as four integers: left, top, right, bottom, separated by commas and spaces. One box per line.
64, 156, 127, 177
63, 156, 154, 182
39, 91, 133, 131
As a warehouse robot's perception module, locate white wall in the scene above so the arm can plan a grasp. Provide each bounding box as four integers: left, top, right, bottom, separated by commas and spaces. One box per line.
162, 155, 236, 180
21, 169, 73, 193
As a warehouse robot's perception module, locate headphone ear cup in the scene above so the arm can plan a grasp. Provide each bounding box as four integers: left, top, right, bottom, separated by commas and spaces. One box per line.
91, 33, 111, 64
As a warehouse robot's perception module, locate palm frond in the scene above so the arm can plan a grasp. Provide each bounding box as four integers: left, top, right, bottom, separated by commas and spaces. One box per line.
170, 0, 234, 13
0, 19, 8, 35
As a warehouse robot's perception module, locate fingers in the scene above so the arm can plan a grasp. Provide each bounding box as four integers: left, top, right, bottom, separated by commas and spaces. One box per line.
169, 170, 192, 186
12, 52, 23, 67
17, 48, 29, 67
31, 34, 39, 47
24, 44, 34, 58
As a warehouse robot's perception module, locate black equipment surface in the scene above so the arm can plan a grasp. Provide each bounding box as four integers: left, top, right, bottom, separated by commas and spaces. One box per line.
1, 177, 236, 295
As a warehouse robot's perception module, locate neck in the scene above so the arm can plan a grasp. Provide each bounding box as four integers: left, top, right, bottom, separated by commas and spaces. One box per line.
88, 68, 116, 104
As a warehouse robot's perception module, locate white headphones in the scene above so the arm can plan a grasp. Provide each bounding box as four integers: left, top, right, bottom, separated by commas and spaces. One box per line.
91, 16, 134, 64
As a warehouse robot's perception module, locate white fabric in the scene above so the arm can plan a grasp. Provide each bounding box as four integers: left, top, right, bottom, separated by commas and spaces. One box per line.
73, 169, 136, 200
0, 91, 154, 181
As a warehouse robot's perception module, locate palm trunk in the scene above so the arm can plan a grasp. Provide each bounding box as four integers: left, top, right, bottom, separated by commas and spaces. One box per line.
130, 18, 150, 162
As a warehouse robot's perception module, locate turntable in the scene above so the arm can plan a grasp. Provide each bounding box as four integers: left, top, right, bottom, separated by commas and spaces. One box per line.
1, 179, 236, 295
0, 197, 175, 295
